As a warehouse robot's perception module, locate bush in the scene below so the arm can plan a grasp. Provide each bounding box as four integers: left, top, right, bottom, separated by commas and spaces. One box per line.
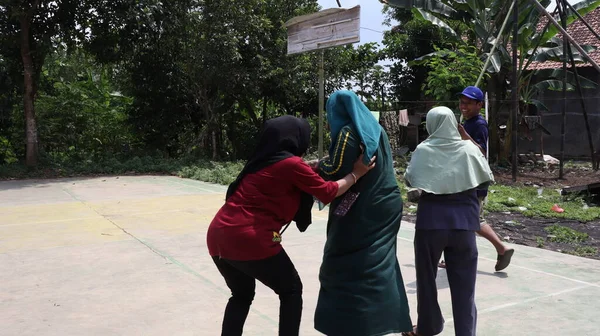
0, 136, 17, 164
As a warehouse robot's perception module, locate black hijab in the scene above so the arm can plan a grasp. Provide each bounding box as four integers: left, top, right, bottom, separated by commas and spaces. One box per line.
226, 115, 315, 232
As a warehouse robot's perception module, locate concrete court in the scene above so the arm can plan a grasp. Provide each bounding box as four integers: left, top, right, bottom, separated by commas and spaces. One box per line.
1, 176, 599, 336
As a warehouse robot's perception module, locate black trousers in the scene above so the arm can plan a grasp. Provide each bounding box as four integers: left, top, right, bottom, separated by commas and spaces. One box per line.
212, 249, 303, 336
414, 229, 478, 336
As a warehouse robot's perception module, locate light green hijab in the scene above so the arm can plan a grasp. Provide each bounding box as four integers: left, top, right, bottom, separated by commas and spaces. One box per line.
405, 106, 494, 195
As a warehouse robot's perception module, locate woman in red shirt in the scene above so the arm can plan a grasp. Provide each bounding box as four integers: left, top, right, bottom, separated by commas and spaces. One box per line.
207, 115, 375, 336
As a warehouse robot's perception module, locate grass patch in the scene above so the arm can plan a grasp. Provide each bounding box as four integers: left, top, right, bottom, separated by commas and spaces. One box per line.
566, 246, 599, 257
536, 237, 545, 248
486, 184, 600, 222
397, 177, 418, 215
544, 224, 589, 244
178, 161, 245, 185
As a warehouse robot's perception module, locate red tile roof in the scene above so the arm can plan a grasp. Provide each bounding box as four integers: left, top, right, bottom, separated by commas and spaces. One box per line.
528, 7, 600, 70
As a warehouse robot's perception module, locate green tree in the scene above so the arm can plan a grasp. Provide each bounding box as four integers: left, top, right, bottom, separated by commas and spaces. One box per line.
418, 45, 487, 107
382, 0, 600, 161
0, 0, 93, 166
382, 7, 459, 110
35, 48, 134, 162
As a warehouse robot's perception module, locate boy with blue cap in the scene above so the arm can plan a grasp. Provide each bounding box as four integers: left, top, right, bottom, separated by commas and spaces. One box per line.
439, 86, 514, 272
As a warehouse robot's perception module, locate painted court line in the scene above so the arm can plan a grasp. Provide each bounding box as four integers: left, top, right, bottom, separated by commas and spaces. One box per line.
166, 179, 223, 194
443, 284, 591, 325
0, 216, 103, 227
478, 254, 600, 288
28, 183, 276, 327
0, 209, 189, 227
396, 236, 600, 289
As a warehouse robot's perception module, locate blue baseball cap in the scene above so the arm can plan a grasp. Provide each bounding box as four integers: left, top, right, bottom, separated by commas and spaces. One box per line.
459, 86, 484, 102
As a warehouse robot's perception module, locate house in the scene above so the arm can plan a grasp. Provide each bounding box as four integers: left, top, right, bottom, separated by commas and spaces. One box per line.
521, 7, 600, 158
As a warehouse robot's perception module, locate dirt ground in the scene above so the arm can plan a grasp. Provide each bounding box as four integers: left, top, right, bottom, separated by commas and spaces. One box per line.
493, 161, 600, 188
404, 212, 600, 260
403, 161, 600, 260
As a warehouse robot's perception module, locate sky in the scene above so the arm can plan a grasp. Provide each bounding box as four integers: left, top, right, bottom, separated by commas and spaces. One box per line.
316, 0, 571, 47
316, 0, 390, 47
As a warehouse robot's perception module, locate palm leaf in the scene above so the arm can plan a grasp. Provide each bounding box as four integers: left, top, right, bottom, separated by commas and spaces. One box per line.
409, 49, 452, 65
530, 44, 598, 63
536, 68, 598, 89
533, 79, 575, 91
529, 98, 551, 112
380, 0, 458, 18
411, 8, 459, 37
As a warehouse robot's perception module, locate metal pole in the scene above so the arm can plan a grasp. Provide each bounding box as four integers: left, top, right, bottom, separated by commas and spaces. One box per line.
527, 0, 600, 73
485, 92, 489, 161
563, 20, 598, 170
511, 0, 519, 182
381, 84, 385, 118
475, 0, 516, 88
318, 50, 324, 159
559, 0, 567, 179
318, 0, 341, 159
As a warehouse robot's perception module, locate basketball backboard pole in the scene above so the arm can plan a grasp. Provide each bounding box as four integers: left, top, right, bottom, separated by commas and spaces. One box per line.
318, 50, 325, 158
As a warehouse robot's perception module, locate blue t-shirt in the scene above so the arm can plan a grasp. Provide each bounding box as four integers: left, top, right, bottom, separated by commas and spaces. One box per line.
463, 115, 489, 198
463, 115, 488, 153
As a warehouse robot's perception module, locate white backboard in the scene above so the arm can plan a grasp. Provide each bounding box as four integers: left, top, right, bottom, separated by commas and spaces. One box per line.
285, 5, 361, 55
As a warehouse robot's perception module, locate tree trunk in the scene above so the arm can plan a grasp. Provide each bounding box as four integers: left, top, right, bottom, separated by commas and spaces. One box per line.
20, 9, 39, 167
262, 98, 267, 125
501, 113, 512, 165
211, 130, 217, 160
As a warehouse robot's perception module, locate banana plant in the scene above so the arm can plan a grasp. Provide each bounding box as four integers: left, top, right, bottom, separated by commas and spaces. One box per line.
381, 0, 600, 161
382, 0, 599, 72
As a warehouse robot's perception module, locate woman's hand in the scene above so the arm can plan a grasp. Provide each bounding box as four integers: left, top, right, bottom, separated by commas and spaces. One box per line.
352, 153, 376, 178
306, 159, 319, 168
306, 156, 329, 169
458, 124, 471, 141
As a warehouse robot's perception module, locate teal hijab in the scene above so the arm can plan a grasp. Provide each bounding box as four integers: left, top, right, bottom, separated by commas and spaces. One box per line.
326, 90, 382, 164
405, 106, 494, 194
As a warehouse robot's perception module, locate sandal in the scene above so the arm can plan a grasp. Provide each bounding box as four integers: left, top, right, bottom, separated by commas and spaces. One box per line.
401, 325, 420, 336
495, 248, 515, 272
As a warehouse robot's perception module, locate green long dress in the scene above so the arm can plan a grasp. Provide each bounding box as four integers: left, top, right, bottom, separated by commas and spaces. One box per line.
314, 125, 413, 336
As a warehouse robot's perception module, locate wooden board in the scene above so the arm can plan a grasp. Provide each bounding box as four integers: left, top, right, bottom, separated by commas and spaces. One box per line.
561, 182, 600, 195
285, 6, 360, 55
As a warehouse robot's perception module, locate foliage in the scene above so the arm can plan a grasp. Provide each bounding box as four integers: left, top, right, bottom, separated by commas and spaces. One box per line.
418, 45, 487, 106
35, 49, 135, 161
178, 161, 246, 185
0, 0, 99, 166
0, 0, 388, 168
545, 224, 589, 244
383, 0, 600, 162
567, 246, 598, 257
485, 184, 600, 222
0, 154, 245, 186
382, 7, 458, 110
0, 136, 17, 164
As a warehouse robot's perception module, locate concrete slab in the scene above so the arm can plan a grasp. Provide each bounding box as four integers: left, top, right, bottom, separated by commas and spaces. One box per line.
1, 176, 599, 336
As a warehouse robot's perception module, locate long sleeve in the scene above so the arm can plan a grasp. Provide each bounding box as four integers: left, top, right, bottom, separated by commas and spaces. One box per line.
319, 126, 361, 181
291, 158, 339, 205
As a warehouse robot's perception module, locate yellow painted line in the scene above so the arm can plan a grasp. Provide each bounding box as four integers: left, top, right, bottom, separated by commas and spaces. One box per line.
107, 210, 217, 235
1, 216, 104, 227
0, 217, 129, 254
89, 194, 225, 217
0, 202, 98, 227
